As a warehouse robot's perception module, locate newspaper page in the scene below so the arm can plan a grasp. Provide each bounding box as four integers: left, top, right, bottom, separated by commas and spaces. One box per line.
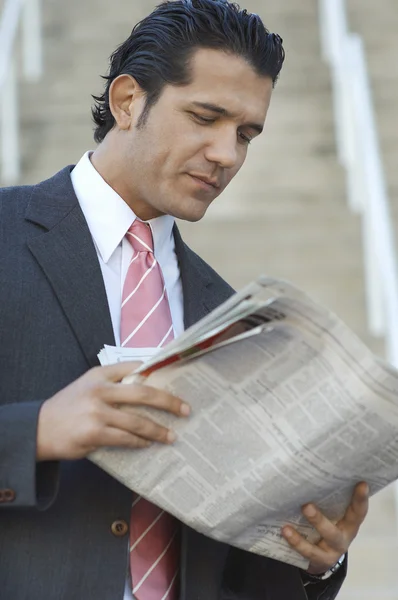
90, 278, 398, 569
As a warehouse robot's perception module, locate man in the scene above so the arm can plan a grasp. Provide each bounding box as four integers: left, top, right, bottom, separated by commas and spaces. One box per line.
0, 1, 368, 599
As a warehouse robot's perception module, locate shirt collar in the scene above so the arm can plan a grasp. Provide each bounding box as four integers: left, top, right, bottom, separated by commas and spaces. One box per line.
70, 151, 175, 262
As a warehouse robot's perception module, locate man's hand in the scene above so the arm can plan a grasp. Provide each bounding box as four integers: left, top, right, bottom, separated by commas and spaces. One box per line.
282, 482, 369, 574
36, 362, 190, 462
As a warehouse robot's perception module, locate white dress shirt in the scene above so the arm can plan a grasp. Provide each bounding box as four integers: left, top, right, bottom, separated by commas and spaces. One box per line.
70, 151, 184, 599
71, 151, 184, 342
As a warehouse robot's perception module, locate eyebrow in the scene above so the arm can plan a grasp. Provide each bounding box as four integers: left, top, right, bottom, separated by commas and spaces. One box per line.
191, 101, 264, 135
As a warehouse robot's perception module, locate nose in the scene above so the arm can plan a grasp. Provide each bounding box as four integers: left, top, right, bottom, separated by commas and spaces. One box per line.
204, 130, 239, 170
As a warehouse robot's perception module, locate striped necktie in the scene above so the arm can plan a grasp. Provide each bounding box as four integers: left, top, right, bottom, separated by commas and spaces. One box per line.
121, 220, 180, 600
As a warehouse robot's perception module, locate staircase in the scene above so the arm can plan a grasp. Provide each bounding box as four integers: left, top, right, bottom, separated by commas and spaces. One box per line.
15, 0, 398, 597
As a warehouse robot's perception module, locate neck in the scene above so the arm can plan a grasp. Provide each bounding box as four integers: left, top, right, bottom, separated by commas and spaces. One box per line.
90, 139, 162, 221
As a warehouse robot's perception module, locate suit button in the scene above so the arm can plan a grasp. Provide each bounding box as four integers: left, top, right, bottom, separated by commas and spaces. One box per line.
0, 489, 15, 503
3, 489, 16, 502
111, 520, 129, 537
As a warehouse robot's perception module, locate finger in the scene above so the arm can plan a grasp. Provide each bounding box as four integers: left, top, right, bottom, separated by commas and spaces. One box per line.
282, 526, 333, 569
98, 427, 153, 449
104, 407, 177, 445
301, 504, 346, 554
338, 482, 369, 533
102, 382, 191, 417
93, 362, 143, 383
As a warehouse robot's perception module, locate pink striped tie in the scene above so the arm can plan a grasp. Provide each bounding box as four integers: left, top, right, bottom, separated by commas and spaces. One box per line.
121, 220, 179, 600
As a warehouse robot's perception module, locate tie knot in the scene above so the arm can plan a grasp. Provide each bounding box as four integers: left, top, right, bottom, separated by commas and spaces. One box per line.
126, 220, 154, 253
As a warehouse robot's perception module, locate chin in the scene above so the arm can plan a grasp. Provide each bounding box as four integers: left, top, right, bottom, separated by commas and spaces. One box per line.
174, 209, 208, 223
169, 198, 212, 223
181, 211, 207, 223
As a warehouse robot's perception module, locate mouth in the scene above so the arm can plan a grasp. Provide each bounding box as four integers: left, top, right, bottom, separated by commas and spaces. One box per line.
187, 173, 220, 193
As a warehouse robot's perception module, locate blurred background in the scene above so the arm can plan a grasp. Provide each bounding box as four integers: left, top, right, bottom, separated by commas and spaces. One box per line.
1, 0, 398, 597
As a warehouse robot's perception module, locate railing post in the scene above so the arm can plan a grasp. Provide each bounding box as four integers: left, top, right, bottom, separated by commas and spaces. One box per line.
361, 208, 385, 336
351, 35, 390, 337
319, 0, 348, 64
1, 56, 19, 184
318, 0, 330, 61
343, 36, 363, 213
22, 0, 42, 81
319, 0, 355, 183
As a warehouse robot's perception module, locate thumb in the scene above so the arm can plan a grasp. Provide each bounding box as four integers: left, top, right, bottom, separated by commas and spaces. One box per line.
100, 361, 143, 382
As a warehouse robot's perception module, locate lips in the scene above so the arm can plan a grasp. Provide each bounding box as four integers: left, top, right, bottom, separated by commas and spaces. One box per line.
188, 173, 220, 190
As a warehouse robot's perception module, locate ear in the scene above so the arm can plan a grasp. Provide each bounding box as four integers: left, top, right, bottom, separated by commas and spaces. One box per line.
108, 74, 145, 131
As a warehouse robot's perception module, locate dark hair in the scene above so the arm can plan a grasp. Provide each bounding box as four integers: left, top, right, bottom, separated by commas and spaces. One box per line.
92, 0, 285, 143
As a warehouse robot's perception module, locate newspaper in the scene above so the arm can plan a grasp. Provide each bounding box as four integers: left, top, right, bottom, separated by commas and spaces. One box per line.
90, 276, 398, 570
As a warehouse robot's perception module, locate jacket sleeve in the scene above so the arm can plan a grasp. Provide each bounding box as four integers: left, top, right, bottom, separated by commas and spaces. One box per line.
302, 557, 347, 600
0, 401, 59, 510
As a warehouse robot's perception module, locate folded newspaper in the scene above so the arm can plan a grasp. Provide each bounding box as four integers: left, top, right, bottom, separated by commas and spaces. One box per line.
91, 276, 398, 570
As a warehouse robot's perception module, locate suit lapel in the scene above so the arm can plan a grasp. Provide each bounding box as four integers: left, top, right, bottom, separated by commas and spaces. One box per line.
26, 167, 115, 368
180, 527, 229, 600
173, 224, 231, 329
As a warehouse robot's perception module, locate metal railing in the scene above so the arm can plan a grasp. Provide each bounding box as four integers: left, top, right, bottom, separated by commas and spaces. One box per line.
319, 0, 398, 368
0, 0, 42, 184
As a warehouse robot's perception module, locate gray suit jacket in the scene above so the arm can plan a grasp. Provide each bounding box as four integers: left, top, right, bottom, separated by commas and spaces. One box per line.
0, 167, 346, 599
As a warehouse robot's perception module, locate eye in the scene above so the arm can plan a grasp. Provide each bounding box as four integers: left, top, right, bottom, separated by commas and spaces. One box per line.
191, 112, 216, 125
238, 131, 252, 144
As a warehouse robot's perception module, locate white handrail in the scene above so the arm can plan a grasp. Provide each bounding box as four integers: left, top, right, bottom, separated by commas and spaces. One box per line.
0, 0, 42, 184
319, 0, 398, 532
319, 0, 398, 362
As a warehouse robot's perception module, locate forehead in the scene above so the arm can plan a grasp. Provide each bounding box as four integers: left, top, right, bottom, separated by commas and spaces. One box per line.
168, 48, 273, 123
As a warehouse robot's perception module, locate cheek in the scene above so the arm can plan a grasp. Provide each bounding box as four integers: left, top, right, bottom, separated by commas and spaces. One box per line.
147, 130, 185, 173
226, 156, 246, 185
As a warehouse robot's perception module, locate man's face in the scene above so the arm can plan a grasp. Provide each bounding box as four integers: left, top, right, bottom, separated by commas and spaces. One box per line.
118, 48, 273, 221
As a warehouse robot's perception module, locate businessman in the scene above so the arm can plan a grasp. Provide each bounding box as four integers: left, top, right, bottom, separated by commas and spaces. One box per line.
0, 1, 368, 599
